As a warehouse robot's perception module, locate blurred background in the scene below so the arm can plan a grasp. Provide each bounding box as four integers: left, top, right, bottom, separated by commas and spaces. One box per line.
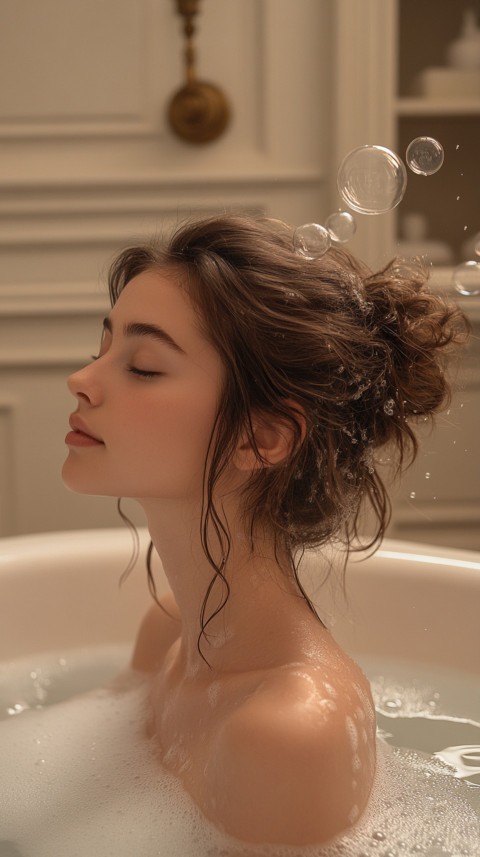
0, 0, 479, 549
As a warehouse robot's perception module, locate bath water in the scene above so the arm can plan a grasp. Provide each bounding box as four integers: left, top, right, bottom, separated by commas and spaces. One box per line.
0, 647, 478, 857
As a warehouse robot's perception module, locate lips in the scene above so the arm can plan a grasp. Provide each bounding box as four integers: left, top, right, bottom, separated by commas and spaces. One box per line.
68, 415, 103, 443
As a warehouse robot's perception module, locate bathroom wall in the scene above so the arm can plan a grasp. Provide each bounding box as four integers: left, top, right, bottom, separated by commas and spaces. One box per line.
1, 0, 479, 550
0, 0, 332, 536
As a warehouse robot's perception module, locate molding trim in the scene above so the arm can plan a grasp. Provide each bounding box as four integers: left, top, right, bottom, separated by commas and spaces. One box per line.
332, 0, 397, 266
0, 118, 158, 141
0, 401, 16, 536
0, 283, 108, 316
0, 349, 97, 368
0, 168, 326, 195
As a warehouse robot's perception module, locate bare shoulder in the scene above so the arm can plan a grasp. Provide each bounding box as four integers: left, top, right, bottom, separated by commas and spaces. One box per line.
209, 661, 376, 847
130, 592, 181, 672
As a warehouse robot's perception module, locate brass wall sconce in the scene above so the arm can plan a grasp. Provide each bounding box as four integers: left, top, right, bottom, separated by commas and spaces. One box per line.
167, 0, 231, 144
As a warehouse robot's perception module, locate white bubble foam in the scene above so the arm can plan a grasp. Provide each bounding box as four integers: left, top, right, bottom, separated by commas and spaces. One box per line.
0, 649, 478, 856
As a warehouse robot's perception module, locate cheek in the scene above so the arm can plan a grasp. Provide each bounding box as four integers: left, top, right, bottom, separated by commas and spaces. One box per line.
124, 389, 219, 482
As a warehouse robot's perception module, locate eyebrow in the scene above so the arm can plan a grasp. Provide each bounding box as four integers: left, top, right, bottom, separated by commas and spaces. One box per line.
103, 317, 186, 355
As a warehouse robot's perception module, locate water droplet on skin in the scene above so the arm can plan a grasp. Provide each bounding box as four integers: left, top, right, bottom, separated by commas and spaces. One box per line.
452, 261, 480, 296
347, 803, 360, 823
425, 472, 431, 480
325, 210, 357, 243
406, 137, 444, 176
337, 145, 407, 214
410, 491, 416, 499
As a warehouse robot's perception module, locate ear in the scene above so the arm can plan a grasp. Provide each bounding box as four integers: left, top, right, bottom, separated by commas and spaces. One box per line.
234, 400, 307, 472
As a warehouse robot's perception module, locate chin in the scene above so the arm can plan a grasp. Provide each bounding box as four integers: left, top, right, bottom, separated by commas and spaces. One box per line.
61, 459, 110, 496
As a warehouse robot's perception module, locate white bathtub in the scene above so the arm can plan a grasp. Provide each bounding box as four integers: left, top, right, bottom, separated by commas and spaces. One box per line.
0, 528, 479, 675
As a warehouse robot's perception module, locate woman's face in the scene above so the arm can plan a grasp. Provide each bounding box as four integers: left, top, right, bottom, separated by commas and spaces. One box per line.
62, 269, 225, 503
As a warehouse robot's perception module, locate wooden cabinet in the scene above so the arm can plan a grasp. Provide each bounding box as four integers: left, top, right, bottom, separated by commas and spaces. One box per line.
333, 0, 480, 269
333, 0, 480, 549
397, 0, 480, 269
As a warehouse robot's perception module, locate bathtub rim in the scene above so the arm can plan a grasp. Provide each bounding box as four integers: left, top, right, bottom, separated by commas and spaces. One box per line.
0, 528, 479, 673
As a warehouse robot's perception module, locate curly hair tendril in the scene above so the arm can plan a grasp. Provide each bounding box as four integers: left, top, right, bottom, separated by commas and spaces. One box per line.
111, 214, 469, 666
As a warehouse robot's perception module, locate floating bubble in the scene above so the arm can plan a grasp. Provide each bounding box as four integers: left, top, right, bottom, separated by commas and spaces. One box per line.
325, 210, 357, 244
372, 830, 386, 841
452, 261, 480, 296
337, 145, 407, 215
293, 222, 331, 259
406, 137, 444, 176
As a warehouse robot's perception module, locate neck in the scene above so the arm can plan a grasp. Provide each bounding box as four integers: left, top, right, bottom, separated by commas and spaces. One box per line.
139, 497, 317, 678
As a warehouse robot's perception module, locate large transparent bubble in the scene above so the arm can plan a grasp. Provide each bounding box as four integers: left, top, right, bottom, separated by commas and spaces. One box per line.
337, 145, 407, 215
452, 260, 480, 296
325, 210, 357, 244
406, 137, 444, 176
293, 223, 331, 259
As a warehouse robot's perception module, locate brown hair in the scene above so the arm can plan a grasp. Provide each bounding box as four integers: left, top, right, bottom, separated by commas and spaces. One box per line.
110, 214, 468, 659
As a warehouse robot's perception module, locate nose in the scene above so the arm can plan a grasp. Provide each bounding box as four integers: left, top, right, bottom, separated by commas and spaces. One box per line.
67, 360, 103, 406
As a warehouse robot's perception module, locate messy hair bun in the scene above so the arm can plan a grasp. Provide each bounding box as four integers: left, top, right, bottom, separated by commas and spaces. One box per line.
109, 215, 468, 653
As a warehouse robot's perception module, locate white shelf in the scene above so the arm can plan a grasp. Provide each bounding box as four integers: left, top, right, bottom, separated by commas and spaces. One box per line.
396, 97, 480, 116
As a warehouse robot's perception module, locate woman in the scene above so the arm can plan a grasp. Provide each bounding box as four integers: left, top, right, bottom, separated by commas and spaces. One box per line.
63, 214, 466, 848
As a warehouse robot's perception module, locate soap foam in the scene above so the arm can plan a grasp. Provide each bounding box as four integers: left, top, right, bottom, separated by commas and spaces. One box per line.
0, 649, 478, 857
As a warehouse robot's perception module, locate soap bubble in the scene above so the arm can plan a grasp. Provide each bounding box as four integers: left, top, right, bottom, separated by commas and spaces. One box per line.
406, 137, 444, 176
337, 145, 407, 215
325, 210, 357, 244
452, 260, 480, 296
293, 223, 331, 259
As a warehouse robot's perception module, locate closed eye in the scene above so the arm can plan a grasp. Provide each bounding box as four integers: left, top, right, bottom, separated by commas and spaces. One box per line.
90, 355, 160, 378
127, 366, 162, 378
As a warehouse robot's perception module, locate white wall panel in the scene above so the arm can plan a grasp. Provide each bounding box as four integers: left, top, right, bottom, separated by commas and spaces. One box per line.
0, 0, 150, 131
0, 0, 330, 535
